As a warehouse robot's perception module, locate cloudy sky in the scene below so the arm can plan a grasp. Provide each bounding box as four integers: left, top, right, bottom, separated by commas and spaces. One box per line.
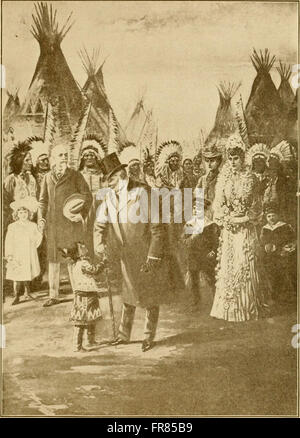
2, 1, 298, 143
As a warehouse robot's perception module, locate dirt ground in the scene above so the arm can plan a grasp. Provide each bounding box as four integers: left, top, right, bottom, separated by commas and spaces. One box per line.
1, 283, 298, 417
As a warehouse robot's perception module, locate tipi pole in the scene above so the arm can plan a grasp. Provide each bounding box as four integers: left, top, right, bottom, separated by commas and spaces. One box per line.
42, 102, 49, 141
136, 111, 150, 150
155, 125, 158, 166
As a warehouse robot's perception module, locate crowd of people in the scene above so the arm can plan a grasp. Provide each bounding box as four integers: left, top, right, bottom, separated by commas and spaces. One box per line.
3, 132, 297, 352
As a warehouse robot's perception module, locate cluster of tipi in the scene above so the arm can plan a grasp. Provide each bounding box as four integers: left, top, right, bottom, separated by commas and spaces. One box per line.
3, 2, 298, 178
204, 49, 297, 158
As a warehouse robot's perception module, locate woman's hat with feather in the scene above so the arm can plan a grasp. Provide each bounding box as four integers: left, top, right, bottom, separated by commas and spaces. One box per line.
225, 133, 246, 154
155, 140, 182, 175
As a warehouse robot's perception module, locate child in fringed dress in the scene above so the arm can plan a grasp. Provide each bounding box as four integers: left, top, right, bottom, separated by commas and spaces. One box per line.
60, 242, 106, 352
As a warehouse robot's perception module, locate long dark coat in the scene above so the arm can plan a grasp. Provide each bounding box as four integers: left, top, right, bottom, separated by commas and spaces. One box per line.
38, 167, 93, 263
94, 178, 184, 308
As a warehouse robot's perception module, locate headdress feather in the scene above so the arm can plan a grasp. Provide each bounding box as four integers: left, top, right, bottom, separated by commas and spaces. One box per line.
270, 140, 293, 162
155, 140, 182, 176
245, 143, 269, 166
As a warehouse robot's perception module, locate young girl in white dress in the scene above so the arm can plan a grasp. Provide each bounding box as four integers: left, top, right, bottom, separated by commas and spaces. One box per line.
211, 134, 267, 322
5, 197, 42, 305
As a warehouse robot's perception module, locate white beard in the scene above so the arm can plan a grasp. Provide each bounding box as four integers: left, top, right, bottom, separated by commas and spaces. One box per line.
57, 162, 67, 173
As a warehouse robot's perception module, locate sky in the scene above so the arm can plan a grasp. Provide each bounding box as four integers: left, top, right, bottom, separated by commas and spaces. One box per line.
2, 1, 298, 144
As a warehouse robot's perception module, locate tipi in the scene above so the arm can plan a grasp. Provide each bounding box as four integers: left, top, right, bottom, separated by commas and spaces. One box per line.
245, 49, 284, 147
204, 81, 240, 150
3, 89, 20, 133
13, 2, 84, 141
277, 61, 295, 112
79, 47, 128, 150
125, 97, 148, 147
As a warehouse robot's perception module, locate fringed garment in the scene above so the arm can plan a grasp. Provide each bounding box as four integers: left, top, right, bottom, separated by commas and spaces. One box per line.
69, 258, 102, 326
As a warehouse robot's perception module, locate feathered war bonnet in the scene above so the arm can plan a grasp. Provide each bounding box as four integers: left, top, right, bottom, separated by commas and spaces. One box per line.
78, 135, 107, 171
269, 140, 293, 163
245, 143, 269, 167
80, 135, 107, 160
27, 136, 49, 167
8, 140, 32, 174
155, 140, 183, 176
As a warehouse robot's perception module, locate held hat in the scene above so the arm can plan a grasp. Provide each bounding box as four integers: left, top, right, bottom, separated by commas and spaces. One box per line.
63, 193, 86, 220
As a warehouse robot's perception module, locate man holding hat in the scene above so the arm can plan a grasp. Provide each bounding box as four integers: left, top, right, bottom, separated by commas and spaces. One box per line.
94, 152, 175, 352
38, 144, 92, 307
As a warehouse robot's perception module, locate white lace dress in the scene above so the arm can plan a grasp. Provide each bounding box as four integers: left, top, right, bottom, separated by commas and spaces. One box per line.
210, 164, 266, 322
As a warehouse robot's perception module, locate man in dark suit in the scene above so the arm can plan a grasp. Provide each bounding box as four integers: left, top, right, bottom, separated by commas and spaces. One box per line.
94, 153, 177, 352
38, 144, 92, 307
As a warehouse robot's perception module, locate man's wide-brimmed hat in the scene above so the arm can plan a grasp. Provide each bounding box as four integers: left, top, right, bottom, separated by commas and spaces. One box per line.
99, 152, 127, 178
63, 193, 86, 221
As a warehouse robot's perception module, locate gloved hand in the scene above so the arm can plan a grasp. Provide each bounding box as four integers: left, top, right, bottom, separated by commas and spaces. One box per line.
207, 250, 216, 259
140, 257, 162, 273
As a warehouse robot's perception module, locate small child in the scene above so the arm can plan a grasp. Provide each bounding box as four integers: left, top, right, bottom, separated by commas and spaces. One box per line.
260, 203, 296, 301
5, 197, 42, 305
60, 242, 106, 352
182, 199, 220, 309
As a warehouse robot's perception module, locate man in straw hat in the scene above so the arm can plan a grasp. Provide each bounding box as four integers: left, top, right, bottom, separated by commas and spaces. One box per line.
38, 144, 93, 307
94, 152, 177, 352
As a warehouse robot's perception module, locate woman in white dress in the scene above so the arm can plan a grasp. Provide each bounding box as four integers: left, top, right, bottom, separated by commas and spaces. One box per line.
210, 134, 266, 322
